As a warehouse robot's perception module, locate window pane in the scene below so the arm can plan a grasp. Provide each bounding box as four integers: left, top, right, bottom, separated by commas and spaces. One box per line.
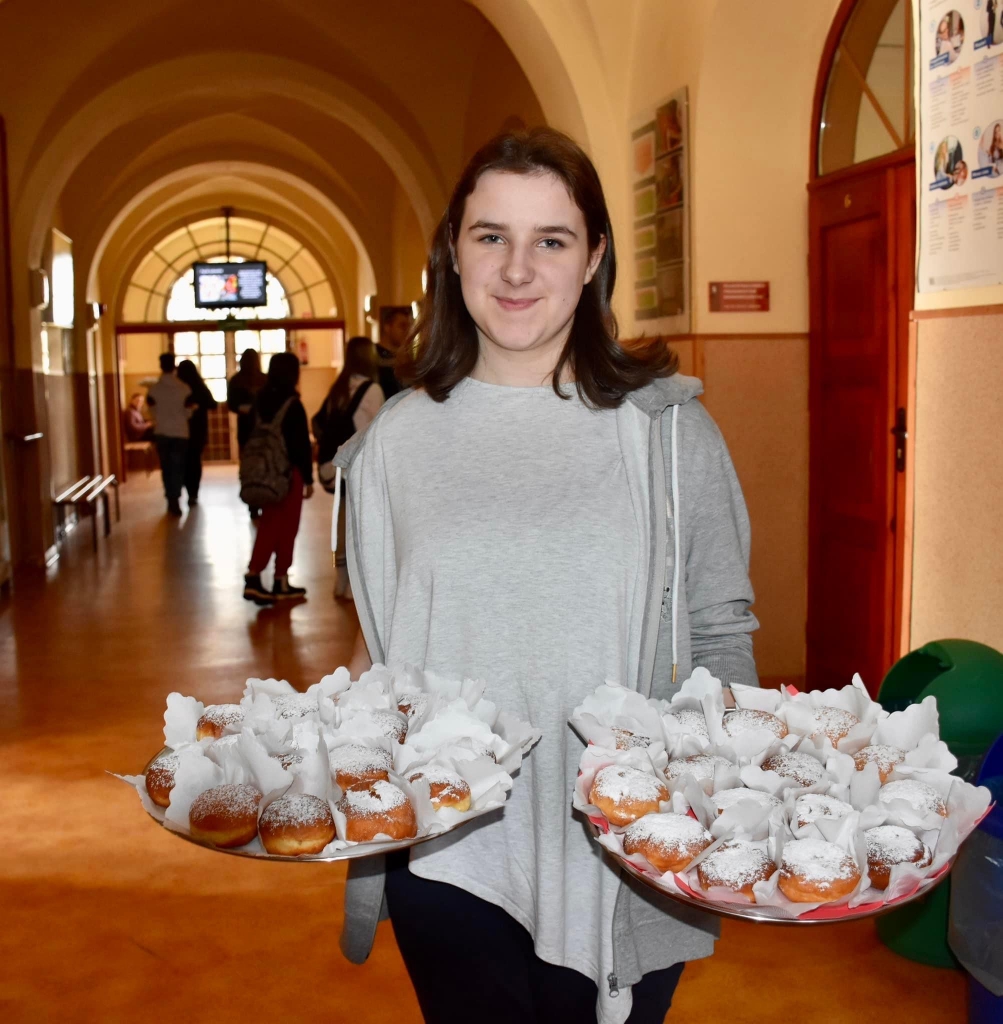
819, 0, 913, 176
260, 329, 287, 352
261, 353, 274, 372
200, 354, 227, 379
174, 331, 198, 355
235, 329, 261, 352
198, 331, 225, 354
207, 378, 228, 403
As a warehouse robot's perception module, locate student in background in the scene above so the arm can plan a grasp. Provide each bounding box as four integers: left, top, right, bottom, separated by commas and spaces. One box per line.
313, 336, 385, 599
227, 349, 268, 519
176, 359, 217, 506
145, 352, 191, 516
123, 393, 154, 441
243, 352, 314, 604
376, 308, 413, 399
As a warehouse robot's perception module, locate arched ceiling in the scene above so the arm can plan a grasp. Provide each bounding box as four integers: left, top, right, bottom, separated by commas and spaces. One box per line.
0, 0, 552, 350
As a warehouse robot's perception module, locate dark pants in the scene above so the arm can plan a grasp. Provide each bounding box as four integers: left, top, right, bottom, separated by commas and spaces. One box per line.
248, 468, 304, 577
384, 853, 685, 1024
154, 435, 188, 503
184, 442, 205, 501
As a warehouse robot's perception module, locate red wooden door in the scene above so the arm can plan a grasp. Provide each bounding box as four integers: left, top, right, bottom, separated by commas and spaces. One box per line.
807, 152, 914, 695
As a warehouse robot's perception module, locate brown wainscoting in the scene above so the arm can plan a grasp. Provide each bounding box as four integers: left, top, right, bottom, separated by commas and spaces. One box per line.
103, 372, 123, 482
6, 368, 55, 569
910, 303, 1003, 320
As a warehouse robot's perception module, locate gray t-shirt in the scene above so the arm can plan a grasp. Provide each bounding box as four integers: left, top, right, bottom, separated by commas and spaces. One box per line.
369, 377, 643, 979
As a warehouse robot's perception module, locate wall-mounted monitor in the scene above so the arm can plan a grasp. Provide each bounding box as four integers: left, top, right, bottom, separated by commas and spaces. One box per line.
193, 261, 268, 309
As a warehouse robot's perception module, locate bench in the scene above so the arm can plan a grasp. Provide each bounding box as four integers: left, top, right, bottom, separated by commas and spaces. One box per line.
53, 474, 120, 552
123, 440, 157, 476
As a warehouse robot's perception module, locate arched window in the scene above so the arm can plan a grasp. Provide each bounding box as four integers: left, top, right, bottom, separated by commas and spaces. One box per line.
817, 0, 916, 176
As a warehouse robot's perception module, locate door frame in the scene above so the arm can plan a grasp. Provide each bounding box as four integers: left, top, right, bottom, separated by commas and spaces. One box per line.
807, 0, 917, 684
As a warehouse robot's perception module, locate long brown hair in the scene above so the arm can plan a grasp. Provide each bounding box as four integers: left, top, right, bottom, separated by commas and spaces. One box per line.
328, 336, 376, 411
398, 127, 676, 408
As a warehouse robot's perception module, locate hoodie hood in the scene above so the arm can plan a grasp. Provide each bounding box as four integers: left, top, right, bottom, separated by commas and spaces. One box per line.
626, 373, 703, 417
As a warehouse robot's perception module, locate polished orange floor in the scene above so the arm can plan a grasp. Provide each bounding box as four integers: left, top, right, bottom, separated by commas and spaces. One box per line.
0, 467, 966, 1022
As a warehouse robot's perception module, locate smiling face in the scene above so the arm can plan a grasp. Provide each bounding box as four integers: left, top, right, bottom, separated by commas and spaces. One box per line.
452, 170, 605, 385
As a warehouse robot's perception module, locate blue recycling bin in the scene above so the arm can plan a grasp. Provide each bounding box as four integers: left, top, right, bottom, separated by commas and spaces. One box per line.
948, 731, 1003, 1023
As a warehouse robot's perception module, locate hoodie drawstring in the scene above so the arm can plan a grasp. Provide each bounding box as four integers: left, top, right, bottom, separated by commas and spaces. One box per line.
331, 465, 342, 567
670, 405, 680, 684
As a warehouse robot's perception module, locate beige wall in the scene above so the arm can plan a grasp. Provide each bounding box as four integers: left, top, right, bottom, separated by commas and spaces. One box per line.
910, 313, 1003, 652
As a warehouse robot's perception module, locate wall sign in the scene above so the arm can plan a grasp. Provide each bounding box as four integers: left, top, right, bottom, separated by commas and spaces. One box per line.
917, 0, 1003, 291
709, 281, 770, 312
631, 87, 690, 333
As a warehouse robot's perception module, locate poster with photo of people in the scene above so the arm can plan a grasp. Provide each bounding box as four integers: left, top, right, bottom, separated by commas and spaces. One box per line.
631, 87, 690, 330
918, 0, 1003, 290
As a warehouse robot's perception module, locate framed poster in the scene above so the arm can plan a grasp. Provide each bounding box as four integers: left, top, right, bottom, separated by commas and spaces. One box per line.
631, 88, 690, 332
917, 0, 1003, 291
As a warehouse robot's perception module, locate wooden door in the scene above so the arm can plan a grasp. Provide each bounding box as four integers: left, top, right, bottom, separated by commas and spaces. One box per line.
807, 151, 915, 694
0, 118, 13, 591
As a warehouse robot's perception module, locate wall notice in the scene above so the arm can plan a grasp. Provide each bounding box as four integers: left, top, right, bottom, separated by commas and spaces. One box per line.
917, 0, 1003, 291
631, 87, 690, 333
709, 281, 770, 312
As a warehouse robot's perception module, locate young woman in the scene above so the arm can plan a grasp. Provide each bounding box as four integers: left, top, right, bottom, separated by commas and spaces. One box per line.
334, 128, 758, 1024
175, 359, 217, 506
242, 352, 314, 604
313, 336, 385, 599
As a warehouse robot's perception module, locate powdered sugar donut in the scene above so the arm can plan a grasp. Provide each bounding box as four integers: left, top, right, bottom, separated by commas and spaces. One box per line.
589, 765, 668, 826
793, 793, 854, 829
144, 752, 179, 808
724, 709, 787, 740
195, 703, 244, 740
622, 812, 712, 873
259, 793, 336, 856
865, 825, 932, 889
612, 728, 654, 751
405, 765, 472, 811
269, 692, 318, 720
698, 840, 776, 899
778, 838, 860, 903
328, 743, 393, 788
664, 709, 710, 739
665, 754, 732, 788
762, 751, 825, 788
810, 706, 859, 745
189, 783, 261, 848
396, 692, 428, 722
367, 709, 408, 745
878, 779, 948, 818
338, 779, 417, 842
853, 744, 905, 784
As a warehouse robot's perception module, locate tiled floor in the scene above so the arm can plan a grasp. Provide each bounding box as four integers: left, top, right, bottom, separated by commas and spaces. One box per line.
0, 466, 967, 1022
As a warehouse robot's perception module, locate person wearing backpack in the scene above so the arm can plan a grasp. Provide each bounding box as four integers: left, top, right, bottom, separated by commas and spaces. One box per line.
241, 352, 314, 604
313, 336, 385, 599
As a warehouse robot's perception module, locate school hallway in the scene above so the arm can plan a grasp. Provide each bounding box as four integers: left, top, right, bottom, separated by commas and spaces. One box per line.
0, 467, 966, 1023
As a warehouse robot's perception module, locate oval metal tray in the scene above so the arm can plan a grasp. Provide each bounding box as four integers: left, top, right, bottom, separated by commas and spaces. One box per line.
587, 819, 952, 925
139, 748, 499, 863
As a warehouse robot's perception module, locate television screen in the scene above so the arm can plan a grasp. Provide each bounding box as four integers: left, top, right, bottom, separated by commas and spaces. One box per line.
193, 261, 268, 309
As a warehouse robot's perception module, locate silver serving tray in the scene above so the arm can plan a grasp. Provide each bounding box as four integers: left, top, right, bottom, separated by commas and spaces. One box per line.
140, 748, 498, 863
587, 820, 952, 925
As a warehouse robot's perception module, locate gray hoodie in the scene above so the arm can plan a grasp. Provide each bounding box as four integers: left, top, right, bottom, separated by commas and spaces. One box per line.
332, 373, 759, 1021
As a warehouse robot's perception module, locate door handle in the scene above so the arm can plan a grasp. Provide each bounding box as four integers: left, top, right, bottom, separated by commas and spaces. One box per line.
890, 409, 907, 473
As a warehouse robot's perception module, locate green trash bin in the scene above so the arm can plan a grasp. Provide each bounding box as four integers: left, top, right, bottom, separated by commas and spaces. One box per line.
875, 639, 1003, 967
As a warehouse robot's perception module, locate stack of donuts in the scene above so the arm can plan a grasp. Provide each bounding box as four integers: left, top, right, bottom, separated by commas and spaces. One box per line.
572, 671, 991, 917
125, 664, 540, 859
